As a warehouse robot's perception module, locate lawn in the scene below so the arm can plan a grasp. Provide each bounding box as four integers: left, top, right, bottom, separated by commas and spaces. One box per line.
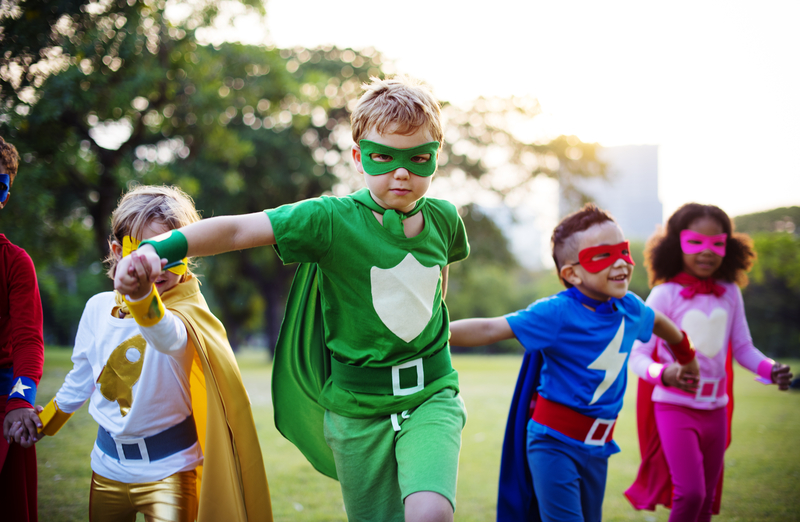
34, 349, 800, 521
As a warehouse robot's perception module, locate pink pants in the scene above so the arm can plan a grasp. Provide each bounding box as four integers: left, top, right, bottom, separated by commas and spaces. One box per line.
654, 403, 727, 522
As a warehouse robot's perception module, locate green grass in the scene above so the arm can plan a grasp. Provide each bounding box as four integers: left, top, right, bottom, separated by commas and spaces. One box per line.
35, 349, 800, 521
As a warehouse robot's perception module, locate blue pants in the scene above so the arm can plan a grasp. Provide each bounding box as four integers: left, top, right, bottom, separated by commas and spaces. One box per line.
527, 425, 608, 522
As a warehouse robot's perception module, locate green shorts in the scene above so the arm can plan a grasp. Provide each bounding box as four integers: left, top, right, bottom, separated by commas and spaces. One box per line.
323, 388, 467, 522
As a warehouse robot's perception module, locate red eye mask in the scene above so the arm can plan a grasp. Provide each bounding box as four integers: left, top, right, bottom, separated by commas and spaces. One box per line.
577, 241, 635, 273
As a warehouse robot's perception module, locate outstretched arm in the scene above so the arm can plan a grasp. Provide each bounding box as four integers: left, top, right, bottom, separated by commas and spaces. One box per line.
122, 212, 275, 288
651, 310, 683, 345
653, 310, 699, 391
181, 211, 275, 258
450, 317, 514, 347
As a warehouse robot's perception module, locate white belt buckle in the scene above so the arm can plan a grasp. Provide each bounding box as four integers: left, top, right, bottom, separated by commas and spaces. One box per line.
116, 436, 150, 464
392, 358, 424, 396
584, 418, 615, 446
695, 378, 720, 402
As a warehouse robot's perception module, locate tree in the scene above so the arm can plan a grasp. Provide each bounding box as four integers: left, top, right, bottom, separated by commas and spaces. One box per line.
740, 233, 800, 358
1, 0, 265, 262
734, 206, 799, 235
2, 1, 609, 350
734, 208, 800, 358
2, 1, 382, 347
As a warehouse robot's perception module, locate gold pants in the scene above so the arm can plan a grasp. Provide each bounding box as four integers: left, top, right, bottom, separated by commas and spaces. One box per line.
89, 469, 197, 522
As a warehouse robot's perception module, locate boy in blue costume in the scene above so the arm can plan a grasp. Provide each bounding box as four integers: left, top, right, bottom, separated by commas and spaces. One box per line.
450, 204, 698, 522
124, 76, 469, 522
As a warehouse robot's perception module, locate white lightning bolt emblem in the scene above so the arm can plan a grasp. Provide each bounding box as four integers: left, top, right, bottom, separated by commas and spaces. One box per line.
587, 319, 627, 405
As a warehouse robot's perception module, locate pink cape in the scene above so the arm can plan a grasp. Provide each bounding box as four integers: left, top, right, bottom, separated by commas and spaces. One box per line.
624, 344, 734, 514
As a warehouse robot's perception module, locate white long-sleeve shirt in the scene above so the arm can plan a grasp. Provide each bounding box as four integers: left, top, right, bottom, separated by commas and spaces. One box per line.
629, 281, 773, 410
55, 291, 203, 482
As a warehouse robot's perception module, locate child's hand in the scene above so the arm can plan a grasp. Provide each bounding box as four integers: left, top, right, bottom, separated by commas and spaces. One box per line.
772, 363, 792, 391
114, 254, 139, 296
114, 250, 166, 300
3, 406, 44, 447
662, 361, 699, 393
677, 357, 700, 392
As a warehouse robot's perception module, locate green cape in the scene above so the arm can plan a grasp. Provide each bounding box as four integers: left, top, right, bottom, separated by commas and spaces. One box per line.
271, 263, 338, 479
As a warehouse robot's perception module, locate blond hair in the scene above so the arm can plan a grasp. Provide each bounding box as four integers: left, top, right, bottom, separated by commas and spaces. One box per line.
350, 76, 443, 145
105, 184, 201, 279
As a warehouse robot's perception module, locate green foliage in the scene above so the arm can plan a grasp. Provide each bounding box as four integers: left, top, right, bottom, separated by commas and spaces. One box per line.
2, 1, 386, 346
2, 1, 608, 349
742, 232, 800, 358
627, 239, 650, 301
38, 257, 110, 345
729, 207, 800, 358
734, 206, 799, 235
749, 232, 800, 289
439, 98, 606, 201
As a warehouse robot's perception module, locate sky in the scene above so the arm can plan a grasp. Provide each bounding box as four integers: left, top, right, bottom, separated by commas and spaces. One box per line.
213, 0, 800, 222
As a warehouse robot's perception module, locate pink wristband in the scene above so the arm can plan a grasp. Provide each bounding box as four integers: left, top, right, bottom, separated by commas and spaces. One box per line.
756, 359, 775, 383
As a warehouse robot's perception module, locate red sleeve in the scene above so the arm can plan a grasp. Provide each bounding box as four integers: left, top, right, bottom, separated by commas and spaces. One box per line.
6, 247, 44, 411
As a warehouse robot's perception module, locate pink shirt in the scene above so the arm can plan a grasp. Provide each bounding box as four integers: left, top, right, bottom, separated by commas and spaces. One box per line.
630, 281, 773, 410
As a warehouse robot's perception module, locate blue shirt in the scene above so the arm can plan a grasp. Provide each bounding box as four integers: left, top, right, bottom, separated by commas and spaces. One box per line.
506, 290, 655, 420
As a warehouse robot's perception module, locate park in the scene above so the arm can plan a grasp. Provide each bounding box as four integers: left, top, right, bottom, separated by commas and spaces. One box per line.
2, 1, 799, 521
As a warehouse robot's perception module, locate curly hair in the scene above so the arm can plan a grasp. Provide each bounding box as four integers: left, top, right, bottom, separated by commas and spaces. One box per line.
0, 136, 20, 186
551, 203, 617, 288
644, 203, 755, 287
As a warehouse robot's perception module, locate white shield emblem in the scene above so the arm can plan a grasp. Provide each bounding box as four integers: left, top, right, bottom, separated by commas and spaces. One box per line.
371, 253, 440, 343
681, 307, 728, 358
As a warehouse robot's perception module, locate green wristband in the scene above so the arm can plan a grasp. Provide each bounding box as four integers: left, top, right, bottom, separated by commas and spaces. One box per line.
138, 230, 188, 269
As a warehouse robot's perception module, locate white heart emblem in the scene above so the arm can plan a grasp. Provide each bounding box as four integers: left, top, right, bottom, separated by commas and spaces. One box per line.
371, 253, 440, 343
681, 308, 728, 359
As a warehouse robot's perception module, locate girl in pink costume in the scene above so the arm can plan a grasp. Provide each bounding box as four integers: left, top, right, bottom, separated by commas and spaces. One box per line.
625, 203, 792, 522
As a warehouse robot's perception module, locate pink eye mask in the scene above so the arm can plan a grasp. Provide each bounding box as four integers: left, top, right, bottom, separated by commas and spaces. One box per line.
680, 229, 727, 256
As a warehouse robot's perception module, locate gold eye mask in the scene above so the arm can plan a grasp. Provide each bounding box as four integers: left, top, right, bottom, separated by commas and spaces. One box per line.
123, 235, 188, 275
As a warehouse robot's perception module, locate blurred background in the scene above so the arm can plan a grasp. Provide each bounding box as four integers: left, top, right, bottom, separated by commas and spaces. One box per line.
1, 0, 798, 358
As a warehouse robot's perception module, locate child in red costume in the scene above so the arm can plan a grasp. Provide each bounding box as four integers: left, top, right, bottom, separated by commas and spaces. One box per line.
0, 136, 45, 522
625, 203, 792, 522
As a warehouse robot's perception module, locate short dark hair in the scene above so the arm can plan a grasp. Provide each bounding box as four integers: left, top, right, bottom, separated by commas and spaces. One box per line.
644, 203, 755, 287
551, 203, 617, 288
0, 136, 20, 186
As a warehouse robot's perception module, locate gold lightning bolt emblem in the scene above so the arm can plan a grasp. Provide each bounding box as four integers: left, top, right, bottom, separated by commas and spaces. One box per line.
97, 335, 146, 416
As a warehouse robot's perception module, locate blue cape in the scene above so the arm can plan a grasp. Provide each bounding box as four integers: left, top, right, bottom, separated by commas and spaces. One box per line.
497, 350, 543, 521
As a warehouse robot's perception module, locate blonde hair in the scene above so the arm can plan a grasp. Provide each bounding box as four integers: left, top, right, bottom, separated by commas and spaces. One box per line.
105, 184, 201, 279
350, 76, 443, 145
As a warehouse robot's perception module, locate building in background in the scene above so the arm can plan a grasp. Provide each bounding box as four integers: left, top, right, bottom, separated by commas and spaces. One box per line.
493, 144, 662, 270
560, 144, 662, 241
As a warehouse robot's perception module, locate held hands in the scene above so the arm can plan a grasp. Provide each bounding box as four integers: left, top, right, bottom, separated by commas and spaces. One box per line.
114, 247, 165, 300
3, 406, 44, 448
772, 363, 793, 391
661, 360, 700, 393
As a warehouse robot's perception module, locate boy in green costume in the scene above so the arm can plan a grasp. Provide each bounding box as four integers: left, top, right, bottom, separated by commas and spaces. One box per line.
125, 76, 470, 522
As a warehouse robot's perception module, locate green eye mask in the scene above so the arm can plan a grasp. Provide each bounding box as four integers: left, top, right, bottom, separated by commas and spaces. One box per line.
359, 140, 440, 177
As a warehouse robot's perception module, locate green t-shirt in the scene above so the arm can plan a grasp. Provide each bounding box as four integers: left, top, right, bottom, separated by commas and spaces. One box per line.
267, 194, 469, 416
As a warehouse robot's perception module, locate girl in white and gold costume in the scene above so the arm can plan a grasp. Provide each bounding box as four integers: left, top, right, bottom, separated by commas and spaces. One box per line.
34, 186, 272, 522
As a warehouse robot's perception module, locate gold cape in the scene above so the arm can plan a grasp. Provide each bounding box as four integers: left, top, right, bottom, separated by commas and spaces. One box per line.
162, 277, 272, 522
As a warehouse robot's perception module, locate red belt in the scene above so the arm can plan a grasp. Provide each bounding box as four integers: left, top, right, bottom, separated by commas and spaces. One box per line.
532, 395, 616, 446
